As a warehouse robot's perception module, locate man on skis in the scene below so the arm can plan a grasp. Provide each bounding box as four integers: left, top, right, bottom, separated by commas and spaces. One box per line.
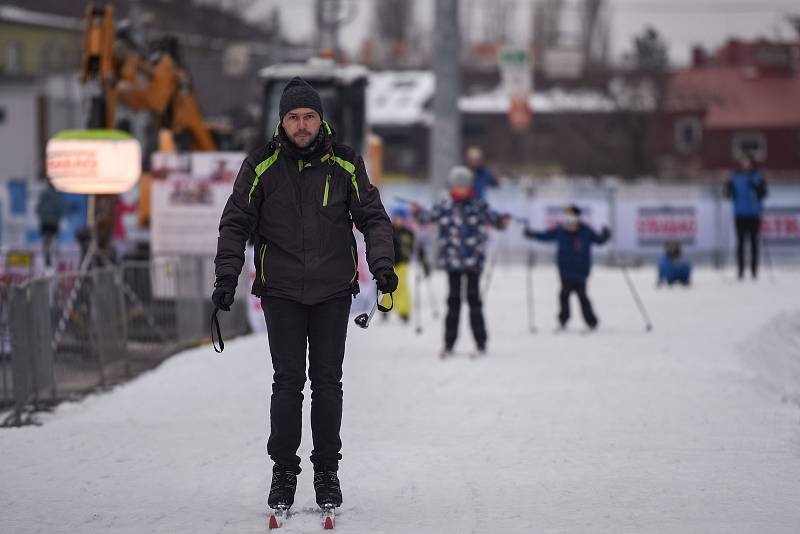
212, 77, 396, 518
523, 205, 610, 331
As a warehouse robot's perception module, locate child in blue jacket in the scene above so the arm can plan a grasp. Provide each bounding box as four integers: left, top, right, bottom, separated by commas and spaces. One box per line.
523, 205, 610, 330
657, 241, 692, 286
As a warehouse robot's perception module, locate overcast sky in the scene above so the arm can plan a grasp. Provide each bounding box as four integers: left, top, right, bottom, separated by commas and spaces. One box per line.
244, 0, 799, 66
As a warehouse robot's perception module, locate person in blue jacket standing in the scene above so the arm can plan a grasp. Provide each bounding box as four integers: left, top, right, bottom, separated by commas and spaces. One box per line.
523, 205, 610, 330
466, 146, 498, 200
724, 154, 768, 280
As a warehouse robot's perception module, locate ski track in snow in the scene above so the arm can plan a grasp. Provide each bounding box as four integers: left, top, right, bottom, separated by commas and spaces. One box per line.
2, 266, 800, 533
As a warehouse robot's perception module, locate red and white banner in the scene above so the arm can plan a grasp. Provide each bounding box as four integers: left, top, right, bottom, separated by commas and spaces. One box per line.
636, 206, 697, 246
761, 206, 800, 245
46, 131, 141, 194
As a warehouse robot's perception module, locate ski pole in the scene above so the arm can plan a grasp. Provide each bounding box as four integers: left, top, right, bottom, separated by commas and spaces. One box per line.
620, 263, 653, 332
425, 270, 440, 319
413, 262, 423, 334
415, 240, 439, 319
526, 249, 536, 333
761, 235, 775, 283
481, 250, 498, 299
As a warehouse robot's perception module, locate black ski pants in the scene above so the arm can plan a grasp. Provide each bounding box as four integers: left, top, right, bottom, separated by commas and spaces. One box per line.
445, 270, 487, 350
735, 216, 761, 279
558, 279, 598, 328
261, 295, 351, 473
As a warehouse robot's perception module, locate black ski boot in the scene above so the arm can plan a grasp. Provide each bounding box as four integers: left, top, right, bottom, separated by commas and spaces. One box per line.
268, 465, 298, 509
313, 467, 342, 507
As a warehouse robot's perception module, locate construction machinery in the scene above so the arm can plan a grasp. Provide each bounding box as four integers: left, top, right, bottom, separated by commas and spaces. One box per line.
78, 1, 223, 261
258, 57, 383, 184
81, 2, 218, 150
258, 58, 369, 153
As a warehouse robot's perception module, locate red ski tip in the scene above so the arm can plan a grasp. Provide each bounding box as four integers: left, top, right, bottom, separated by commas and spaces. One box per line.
268, 514, 280, 529
323, 516, 335, 529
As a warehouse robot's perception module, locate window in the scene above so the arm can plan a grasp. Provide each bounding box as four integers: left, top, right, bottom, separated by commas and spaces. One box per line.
5, 41, 24, 74
40, 42, 56, 73
732, 131, 767, 162
673, 116, 702, 154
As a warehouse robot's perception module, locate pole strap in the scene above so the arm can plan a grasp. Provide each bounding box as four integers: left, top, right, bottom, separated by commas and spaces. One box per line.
211, 307, 225, 353
377, 291, 393, 313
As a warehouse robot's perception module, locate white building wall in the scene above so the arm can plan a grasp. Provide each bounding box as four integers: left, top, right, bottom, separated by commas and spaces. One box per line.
0, 81, 38, 179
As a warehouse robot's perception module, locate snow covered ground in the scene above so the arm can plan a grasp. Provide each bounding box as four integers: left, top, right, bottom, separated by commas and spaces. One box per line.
2, 265, 800, 533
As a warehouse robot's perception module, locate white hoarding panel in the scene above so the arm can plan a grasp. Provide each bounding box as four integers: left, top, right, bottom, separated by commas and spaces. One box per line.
46, 130, 141, 194
150, 151, 244, 256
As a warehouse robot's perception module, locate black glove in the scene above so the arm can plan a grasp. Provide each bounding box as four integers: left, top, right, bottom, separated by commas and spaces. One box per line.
212, 274, 237, 311
601, 226, 611, 239
374, 267, 398, 293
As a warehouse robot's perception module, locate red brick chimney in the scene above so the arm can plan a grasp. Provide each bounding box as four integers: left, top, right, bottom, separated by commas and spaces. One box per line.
691, 46, 707, 68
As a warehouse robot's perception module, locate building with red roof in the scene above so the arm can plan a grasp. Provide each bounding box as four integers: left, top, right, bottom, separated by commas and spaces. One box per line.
657, 39, 800, 181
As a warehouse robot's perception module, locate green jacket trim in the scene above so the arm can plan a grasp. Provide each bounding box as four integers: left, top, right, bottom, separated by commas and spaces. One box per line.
250, 147, 281, 205
333, 156, 359, 203
323, 174, 331, 206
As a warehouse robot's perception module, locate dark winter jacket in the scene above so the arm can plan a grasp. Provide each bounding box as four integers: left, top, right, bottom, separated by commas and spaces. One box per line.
725, 170, 767, 218
658, 254, 692, 285
472, 166, 498, 200
416, 196, 505, 272
525, 223, 610, 282
215, 122, 394, 305
36, 186, 64, 227
393, 226, 415, 265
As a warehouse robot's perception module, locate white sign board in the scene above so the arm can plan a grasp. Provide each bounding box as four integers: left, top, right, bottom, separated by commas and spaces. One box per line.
150, 151, 244, 256
46, 130, 141, 194
499, 47, 531, 96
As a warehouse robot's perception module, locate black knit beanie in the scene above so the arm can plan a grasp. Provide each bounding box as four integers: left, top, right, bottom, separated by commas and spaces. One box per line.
279, 77, 323, 120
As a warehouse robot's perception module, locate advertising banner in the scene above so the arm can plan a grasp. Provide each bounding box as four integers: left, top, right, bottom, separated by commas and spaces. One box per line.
614, 197, 718, 253
761, 206, 800, 246
636, 206, 697, 246
499, 47, 532, 130
46, 130, 141, 194
150, 151, 243, 256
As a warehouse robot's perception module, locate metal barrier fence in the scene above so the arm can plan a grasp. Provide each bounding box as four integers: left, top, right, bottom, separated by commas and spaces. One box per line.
0, 256, 250, 426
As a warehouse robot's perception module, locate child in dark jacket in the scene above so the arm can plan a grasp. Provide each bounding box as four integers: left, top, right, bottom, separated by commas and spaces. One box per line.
383, 207, 418, 322
523, 205, 610, 330
412, 166, 510, 357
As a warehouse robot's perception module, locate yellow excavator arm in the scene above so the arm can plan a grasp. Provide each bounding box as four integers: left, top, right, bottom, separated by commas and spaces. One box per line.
80, 2, 221, 228
80, 2, 217, 151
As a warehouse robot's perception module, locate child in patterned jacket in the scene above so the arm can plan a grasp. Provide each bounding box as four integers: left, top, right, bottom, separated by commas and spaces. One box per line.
411, 166, 510, 358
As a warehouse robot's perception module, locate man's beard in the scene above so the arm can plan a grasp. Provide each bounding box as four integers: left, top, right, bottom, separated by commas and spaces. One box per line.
291, 131, 314, 148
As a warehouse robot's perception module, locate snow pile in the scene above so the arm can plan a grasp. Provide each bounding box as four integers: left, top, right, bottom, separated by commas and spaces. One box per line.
741, 310, 800, 407
1, 266, 800, 533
